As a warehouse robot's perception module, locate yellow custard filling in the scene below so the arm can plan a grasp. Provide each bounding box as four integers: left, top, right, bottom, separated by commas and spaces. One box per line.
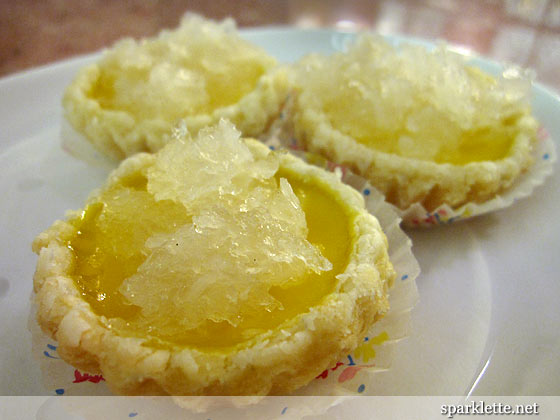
67, 127, 353, 350
323, 100, 520, 165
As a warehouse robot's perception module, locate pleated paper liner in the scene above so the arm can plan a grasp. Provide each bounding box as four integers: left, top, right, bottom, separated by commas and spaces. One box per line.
36, 395, 348, 419
397, 127, 556, 227
60, 119, 119, 171
266, 146, 421, 396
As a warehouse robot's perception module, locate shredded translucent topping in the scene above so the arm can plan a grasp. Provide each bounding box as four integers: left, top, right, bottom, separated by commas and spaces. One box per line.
119, 120, 332, 329
92, 15, 276, 120
297, 35, 534, 164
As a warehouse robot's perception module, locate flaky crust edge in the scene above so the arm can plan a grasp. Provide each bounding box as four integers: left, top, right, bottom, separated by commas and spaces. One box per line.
292, 99, 538, 212
31, 140, 395, 396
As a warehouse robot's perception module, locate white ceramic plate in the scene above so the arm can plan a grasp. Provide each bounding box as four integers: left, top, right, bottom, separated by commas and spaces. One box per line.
0, 28, 559, 396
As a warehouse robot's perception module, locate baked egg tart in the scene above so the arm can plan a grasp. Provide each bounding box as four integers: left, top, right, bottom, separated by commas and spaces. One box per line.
291, 34, 538, 212
32, 120, 395, 395
63, 15, 288, 160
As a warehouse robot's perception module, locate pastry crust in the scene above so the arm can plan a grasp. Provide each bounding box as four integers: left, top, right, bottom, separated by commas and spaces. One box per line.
291, 35, 538, 212
293, 108, 537, 211
62, 15, 289, 160
32, 135, 394, 396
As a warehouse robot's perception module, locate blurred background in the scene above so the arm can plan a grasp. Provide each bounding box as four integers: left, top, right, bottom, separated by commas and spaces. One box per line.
2, 0, 560, 90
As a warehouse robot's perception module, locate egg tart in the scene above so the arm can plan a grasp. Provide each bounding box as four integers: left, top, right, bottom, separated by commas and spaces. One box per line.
32, 120, 395, 395
291, 34, 538, 212
63, 15, 288, 160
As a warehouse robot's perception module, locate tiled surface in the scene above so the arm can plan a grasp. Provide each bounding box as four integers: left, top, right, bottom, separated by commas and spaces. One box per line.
1, 0, 560, 91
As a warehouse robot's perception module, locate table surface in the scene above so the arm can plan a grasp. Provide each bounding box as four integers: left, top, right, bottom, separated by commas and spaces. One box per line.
2, 0, 560, 91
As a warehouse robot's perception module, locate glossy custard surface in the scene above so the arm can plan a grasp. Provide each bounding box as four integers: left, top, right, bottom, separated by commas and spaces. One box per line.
69, 128, 353, 349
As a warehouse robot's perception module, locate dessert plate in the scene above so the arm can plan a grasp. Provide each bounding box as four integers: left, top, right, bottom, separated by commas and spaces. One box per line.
0, 28, 559, 396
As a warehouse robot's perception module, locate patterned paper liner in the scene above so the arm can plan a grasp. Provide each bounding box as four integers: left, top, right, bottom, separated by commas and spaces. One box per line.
265, 106, 557, 229
29, 120, 420, 397
398, 127, 556, 228
60, 119, 120, 171
263, 144, 421, 396
36, 394, 349, 419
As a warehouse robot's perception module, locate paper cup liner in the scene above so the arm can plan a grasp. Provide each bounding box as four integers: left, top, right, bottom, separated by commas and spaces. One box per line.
398, 128, 556, 228
263, 147, 421, 396
61, 119, 119, 171
29, 120, 420, 398
35, 395, 350, 419
266, 101, 557, 229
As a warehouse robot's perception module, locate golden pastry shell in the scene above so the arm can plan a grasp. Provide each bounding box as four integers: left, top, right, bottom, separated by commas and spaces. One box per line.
32, 139, 395, 395
62, 16, 290, 161
292, 102, 537, 212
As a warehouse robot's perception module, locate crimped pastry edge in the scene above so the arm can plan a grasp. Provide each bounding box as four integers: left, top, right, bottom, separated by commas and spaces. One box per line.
291, 100, 538, 212
32, 140, 395, 396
